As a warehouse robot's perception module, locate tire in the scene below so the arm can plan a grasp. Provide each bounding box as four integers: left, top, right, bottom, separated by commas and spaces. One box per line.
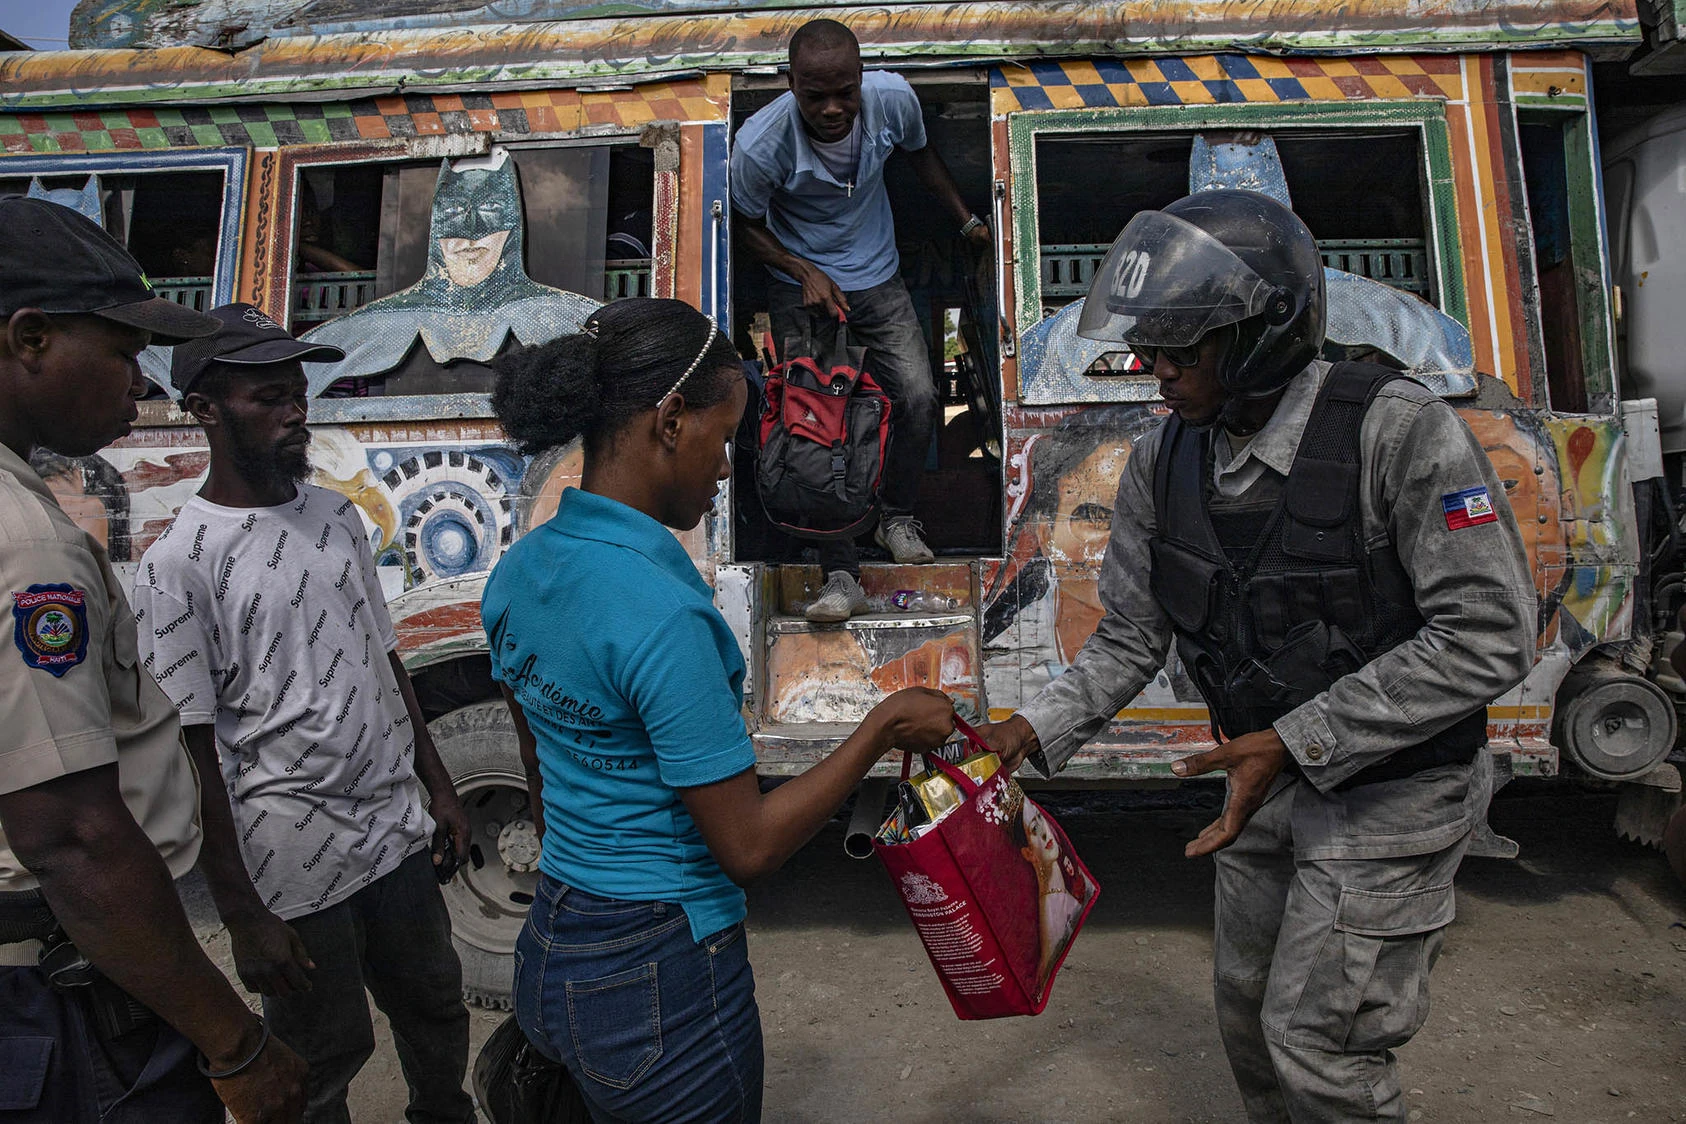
1666, 804, 1686, 888
428, 701, 538, 1010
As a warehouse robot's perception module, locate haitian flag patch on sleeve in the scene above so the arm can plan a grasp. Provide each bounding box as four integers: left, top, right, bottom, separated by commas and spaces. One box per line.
12, 584, 91, 677
1442, 486, 1499, 531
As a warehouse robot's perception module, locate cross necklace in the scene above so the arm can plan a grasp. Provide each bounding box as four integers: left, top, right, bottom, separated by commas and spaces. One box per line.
844, 122, 860, 197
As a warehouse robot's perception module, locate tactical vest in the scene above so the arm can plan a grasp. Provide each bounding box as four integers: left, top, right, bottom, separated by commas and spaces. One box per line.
1149, 362, 1485, 788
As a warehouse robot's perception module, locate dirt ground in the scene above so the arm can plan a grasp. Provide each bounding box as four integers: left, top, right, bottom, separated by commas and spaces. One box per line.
193, 782, 1686, 1122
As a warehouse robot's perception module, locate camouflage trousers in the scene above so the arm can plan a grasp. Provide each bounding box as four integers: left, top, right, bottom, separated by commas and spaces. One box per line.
1212, 774, 1473, 1123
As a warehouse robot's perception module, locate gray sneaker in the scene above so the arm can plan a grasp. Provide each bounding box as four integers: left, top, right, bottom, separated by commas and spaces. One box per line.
874, 516, 935, 564
805, 570, 869, 623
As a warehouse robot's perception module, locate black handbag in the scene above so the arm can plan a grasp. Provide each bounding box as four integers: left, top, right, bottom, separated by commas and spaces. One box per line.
472, 1014, 592, 1124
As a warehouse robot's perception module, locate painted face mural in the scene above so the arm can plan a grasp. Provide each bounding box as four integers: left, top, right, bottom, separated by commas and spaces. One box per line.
1467, 409, 1565, 647
299, 146, 599, 394
984, 405, 1168, 701
427, 155, 525, 291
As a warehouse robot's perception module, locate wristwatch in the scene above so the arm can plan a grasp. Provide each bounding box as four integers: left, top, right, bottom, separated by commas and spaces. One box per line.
960, 214, 985, 237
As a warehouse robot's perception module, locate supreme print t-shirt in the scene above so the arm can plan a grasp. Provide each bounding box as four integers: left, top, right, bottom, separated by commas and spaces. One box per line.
133, 484, 431, 920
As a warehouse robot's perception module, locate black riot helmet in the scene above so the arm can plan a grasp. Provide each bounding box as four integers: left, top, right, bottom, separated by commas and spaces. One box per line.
1077, 189, 1325, 398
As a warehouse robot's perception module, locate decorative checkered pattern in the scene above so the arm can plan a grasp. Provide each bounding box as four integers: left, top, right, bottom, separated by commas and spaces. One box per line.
989, 54, 1466, 112
0, 79, 725, 155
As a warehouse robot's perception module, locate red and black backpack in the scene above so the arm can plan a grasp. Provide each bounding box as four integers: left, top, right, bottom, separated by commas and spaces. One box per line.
755, 327, 892, 541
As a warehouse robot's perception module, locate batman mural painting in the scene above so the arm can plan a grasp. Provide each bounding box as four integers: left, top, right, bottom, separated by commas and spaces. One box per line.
301, 145, 599, 397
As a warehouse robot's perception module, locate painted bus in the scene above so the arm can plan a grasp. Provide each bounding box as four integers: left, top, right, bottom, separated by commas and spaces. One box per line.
4, 0, 1680, 1004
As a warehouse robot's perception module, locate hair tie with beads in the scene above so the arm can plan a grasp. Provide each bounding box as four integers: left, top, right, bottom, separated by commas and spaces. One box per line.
657, 320, 718, 406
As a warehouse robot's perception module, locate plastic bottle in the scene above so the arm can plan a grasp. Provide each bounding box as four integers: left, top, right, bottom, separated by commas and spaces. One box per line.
889, 589, 962, 613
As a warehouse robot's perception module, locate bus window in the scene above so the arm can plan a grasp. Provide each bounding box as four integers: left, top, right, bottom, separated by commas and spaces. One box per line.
1519, 112, 1613, 415
292, 164, 383, 327
1, 170, 225, 397
1032, 128, 1431, 381
605, 145, 655, 301
1, 171, 224, 312
1036, 130, 1429, 310
301, 143, 648, 397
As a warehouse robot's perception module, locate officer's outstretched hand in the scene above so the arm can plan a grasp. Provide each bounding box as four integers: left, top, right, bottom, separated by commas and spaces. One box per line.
974, 714, 1040, 774
1171, 728, 1289, 858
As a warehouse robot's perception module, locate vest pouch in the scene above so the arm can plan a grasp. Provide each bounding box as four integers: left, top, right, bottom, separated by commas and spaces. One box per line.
1149, 536, 1224, 634
1283, 458, 1357, 562
1247, 569, 1370, 652
1226, 620, 1367, 721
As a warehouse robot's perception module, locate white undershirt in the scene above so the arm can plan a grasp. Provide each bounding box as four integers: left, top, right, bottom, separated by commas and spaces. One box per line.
810, 119, 862, 186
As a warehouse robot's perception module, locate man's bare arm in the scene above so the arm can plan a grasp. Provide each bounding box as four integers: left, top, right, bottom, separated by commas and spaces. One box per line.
0, 764, 306, 1121
735, 214, 850, 319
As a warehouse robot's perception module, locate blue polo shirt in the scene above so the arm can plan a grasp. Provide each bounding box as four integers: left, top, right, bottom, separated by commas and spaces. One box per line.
730, 70, 927, 291
482, 488, 757, 943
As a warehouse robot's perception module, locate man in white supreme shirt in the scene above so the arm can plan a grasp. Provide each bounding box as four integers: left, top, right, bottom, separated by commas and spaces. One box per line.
134, 303, 474, 1124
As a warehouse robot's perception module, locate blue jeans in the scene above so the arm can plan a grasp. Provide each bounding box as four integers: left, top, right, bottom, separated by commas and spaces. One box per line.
513, 875, 762, 1123
768, 275, 938, 577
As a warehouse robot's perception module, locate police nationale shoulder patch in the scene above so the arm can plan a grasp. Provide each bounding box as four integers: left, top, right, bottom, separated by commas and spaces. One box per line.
12, 584, 90, 677
1442, 486, 1499, 531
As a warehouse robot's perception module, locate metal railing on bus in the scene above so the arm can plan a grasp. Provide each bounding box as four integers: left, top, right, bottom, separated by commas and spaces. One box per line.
152, 277, 214, 312
603, 259, 652, 301
1039, 239, 1431, 304
293, 271, 381, 326
288, 260, 653, 325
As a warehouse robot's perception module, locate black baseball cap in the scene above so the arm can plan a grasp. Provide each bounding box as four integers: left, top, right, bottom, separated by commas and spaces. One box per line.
169, 302, 346, 397
0, 196, 221, 344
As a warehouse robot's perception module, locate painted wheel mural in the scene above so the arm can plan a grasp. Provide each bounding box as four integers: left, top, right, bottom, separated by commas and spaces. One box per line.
382, 450, 518, 583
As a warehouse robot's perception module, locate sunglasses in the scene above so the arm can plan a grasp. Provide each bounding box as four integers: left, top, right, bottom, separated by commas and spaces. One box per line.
1127, 342, 1204, 370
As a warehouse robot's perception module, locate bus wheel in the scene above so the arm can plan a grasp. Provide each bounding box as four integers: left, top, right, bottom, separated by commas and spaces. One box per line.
1666, 804, 1686, 888
427, 701, 538, 1010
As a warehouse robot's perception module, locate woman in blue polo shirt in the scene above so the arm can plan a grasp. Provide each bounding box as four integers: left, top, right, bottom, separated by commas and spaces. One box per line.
483, 297, 955, 1122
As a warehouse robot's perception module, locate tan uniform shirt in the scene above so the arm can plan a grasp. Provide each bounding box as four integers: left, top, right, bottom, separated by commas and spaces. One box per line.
0, 443, 201, 892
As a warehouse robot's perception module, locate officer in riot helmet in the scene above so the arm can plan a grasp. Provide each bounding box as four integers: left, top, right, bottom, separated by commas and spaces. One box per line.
981, 189, 1537, 1122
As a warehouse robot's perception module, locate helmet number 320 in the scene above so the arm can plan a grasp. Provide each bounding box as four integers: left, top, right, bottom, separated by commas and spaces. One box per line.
1117, 250, 1150, 298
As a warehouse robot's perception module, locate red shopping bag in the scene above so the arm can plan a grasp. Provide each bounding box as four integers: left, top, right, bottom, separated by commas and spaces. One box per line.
873, 719, 1099, 1019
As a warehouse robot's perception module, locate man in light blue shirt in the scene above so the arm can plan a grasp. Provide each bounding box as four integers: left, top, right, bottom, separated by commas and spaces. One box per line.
732, 18, 990, 621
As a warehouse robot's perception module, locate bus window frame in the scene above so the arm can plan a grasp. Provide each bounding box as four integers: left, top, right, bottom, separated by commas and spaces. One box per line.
1516, 102, 1618, 415
1005, 101, 1467, 405
0, 146, 247, 309
254, 132, 665, 425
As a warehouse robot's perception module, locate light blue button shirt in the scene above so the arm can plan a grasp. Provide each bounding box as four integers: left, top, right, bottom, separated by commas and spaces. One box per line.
730, 70, 927, 292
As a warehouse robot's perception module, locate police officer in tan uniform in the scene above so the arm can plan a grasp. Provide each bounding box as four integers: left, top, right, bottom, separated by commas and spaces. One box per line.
0, 196, 305, 1122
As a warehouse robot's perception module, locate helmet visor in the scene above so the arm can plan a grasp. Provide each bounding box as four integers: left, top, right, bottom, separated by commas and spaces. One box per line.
1076, 209, 1277, 348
